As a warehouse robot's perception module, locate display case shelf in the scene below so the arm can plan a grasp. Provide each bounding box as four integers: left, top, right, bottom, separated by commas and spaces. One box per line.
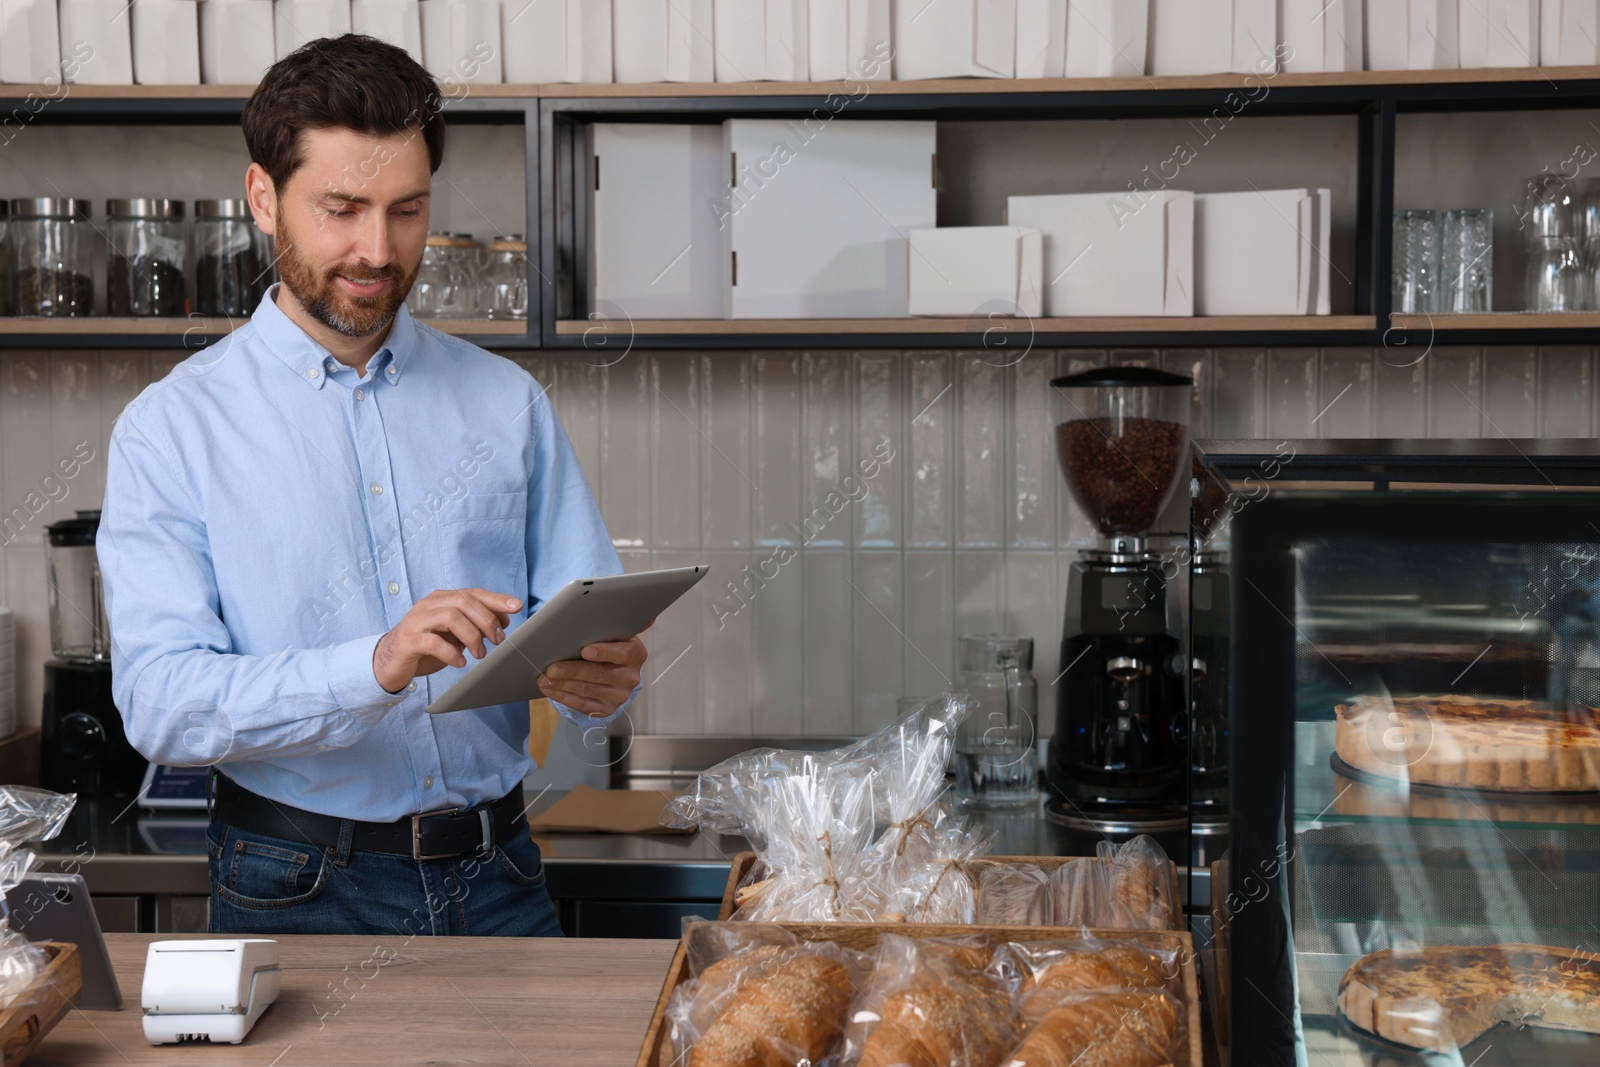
0, 316, 530, 348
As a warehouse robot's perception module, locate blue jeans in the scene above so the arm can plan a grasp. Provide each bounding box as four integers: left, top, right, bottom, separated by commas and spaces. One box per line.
207, 817, 564, 937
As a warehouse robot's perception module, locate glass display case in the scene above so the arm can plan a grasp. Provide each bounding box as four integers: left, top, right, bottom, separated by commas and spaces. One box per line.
1228, 492, 1600, 1066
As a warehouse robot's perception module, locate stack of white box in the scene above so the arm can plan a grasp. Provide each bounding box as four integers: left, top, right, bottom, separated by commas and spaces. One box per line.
810, 0, 890, 80
714, 0, 809, 81
1147, 0, 1276, 76
421, 0, 501, 82
0, 0, 62, 84
1280, 0, 1360, 74
275, 0, 351, 59
1064, 0, 1148, 77
611, 0, 713, 83
59, 0, 135, 83
353, 0, 424, 65
200, 0, 275, 83
907, 227, 1043, 317
893, 0, 1014, 79
1544, 1, 1600, 65
1193, 188, 1332, 315
503, 0, 610, 82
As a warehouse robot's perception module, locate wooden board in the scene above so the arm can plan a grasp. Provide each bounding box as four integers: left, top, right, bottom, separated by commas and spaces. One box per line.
634, 922, 1201, 1067
1, 943, 79, 1067
718, 851, 1185, 931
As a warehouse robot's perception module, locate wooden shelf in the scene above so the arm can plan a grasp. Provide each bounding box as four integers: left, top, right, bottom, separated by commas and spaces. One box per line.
6, 64, 1598, 104
1390, 312, 1600, 330
0, 316, 527, 336
555, 315, 1374, 336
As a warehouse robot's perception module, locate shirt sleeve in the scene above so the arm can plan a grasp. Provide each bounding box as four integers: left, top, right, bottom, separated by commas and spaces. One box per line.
98, 406, 399, 766
523, 381, 637, 731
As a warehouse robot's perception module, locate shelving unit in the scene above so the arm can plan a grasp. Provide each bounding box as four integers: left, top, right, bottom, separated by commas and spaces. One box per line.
6, 67, 1600, 349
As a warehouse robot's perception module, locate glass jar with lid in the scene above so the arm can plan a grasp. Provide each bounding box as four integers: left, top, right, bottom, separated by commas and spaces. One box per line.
10, 198, 94, 317
409, 233, 478, 318
481, 235, 528, 319
107, 199, 188, 316
451, 233, 484, 317
192, 199, 271, 316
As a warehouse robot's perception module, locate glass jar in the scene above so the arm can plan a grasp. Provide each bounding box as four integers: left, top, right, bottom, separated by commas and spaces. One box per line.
451, 233, 484, 317
107, 199, 188, 316
0, 200, 11, 316
409, 233, 477, 318
481, 235, 528, 319
192, 199, 270, 316
954, 634, 1038, 809
10, 198, 93, 317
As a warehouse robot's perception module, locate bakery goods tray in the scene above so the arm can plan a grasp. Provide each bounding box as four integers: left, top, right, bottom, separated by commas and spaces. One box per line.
633, 923, 1201, 1067
1331, 753, 1600, 801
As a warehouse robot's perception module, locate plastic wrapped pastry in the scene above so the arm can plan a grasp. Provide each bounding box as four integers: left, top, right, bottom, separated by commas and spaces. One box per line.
977, 864, 1053, 925
846, 934, 1019, 1067
1050, 836, 1176, 930
0, 786, 76, 1007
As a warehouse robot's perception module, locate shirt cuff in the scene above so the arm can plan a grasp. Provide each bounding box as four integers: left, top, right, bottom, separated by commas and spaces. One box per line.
327, 633, 403, 715
551, 682, 639, 730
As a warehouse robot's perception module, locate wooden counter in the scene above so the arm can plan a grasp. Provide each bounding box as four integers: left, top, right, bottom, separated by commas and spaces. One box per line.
32, 933, 677, 1066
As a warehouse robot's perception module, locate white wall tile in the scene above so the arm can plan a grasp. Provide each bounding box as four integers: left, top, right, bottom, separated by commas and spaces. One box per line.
1426, 348, 1483, 437
642, 548, 703, 733
954, 548, 1005, 645
1539, 347, 1593, 437
3, 545, 47, 730
1211, 349, 1267, 438
1002, 551, 1060, 746
552, 355, 603, 500
802, 550, 853, 735
752, 542, 804, 733
601, 357, 651, 548
0, 353, 52, 557
1160, 350, 1212, 438
1374, 352, 1426, 438
699, 548, 757, 734
907, 352, 954, 548
855, 354, 902, 549
649, 354, 702, 549
753, 353, 802, 547
702, 353, 753, 549
1316, 348, 1374, 438
851, 550, 903, 735
956, 355, 1005, 547
1482, 348, 1537, 438
1266, 351, 1317, 439
902, 550, 956, 696
1008, 351, 1057, 549
801, 353, 852, 549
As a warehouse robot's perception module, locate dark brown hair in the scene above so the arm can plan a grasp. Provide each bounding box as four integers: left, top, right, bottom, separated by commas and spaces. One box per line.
242, 34, 446, 193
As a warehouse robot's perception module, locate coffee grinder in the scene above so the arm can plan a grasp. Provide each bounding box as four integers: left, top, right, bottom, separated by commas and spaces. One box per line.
1046, 367, 1191, 831
41, 509, 146, 797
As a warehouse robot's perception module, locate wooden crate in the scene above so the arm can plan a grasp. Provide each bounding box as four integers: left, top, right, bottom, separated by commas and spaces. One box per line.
0, 942, 80, 1066
634, 922, 1202, 1067
718, 851, 1185, 930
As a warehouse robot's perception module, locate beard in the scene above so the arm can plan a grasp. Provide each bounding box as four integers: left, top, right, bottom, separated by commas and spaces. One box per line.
274, 212, 418, 338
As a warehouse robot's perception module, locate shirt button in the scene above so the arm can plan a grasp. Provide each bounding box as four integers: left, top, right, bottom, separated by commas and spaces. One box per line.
370, 482, 383, 495
388, 581, 400, 595
406, 681, 418, 694
387, 366, 397, 376
424, 775, 434, 789
355, 388, 365, 401
308, 369, 319, 380
327, 360, 337, 372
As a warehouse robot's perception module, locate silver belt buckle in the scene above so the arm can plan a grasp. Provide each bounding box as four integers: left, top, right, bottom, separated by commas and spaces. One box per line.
411, 806, 496, 861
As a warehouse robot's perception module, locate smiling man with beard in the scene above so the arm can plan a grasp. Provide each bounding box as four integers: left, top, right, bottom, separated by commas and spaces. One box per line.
97, 35, 645, 937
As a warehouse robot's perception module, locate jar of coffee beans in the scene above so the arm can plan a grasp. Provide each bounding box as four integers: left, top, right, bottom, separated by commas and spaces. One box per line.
107, 199, 188, 316
10, 198, 94, 317
192, 199, 271, 317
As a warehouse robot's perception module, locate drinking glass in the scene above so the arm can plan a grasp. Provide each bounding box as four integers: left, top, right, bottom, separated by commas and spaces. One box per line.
1392, 210, 1442, 314
1577, 178, 1600, 309
1441, 208, 1492, 313
1526, 236, 1585, 311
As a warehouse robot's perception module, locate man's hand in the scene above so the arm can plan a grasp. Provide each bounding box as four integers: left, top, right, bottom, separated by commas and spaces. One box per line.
372, 588, 518, 694
538, 628, 650, 719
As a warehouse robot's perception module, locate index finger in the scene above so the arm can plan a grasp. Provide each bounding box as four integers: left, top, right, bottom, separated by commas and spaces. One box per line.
466, 587, 520, 624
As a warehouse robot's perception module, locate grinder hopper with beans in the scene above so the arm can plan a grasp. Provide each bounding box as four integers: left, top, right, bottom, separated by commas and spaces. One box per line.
1045, 366, 1193, 832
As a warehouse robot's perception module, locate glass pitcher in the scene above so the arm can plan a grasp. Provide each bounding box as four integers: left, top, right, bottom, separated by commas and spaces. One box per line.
954, 634, 1038, 809
46, 510, 108, 662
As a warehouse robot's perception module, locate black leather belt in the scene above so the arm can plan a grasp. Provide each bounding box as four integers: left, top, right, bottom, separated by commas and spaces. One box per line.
210, 771, 526, 861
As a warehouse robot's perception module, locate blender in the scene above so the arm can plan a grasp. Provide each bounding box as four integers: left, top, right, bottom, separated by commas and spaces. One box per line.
42, 509, 146, 796
1045, 367, 1192, 831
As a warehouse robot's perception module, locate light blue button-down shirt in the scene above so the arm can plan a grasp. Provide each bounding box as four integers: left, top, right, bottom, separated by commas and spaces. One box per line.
98, 285, 627, 821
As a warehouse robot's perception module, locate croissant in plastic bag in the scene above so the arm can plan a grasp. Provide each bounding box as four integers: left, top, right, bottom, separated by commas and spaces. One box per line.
976, 864, 1052, 926
0, 786, 77, 1007
1050, 836, 1176, 931
999, 988, 1183, 1067
845, 934, 1018, 1067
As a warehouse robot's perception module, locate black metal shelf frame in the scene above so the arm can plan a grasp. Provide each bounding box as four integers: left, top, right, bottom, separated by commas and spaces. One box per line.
6, 72, 1600, 349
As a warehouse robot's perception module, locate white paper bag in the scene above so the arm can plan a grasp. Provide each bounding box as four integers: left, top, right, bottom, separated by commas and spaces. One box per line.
1, 0, 63, 83
589, 124, 724, 317
199, 0, 275, 82
1194, 189, 1315, 315
1015, 0, 1065, 77
892, 0, 1016, 79
59, 0, 135, 83
907, 227, 1043, 317
612, 0, 712, 82
1006, 190, 1194, 316
132, 0, 200, 84
421, 0, 501, 82
722, 118, 936, 317
1065, 0, 1149, 77
716, 0, 809, 81
274, 0, 352, 60
1544, 0, 1600, 64
809, 0, 891, 79
1458, 0, 1537, 67
352, 0, 423, 65
1408, 0, 1458, 68
1279, 0, 1361, 72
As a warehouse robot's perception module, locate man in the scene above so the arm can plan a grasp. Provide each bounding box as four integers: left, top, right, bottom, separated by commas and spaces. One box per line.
98, 35, 645, 937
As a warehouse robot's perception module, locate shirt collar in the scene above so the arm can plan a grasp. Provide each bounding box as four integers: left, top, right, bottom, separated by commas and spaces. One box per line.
252, 282, 418, 389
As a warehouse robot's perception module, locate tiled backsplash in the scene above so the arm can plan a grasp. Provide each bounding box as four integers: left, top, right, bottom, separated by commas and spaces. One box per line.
2, 345, 1597, 742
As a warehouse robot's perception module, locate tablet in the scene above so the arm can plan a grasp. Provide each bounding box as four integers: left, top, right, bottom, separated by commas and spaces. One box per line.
5, 872, 123, 1010
425, 564, 710, 714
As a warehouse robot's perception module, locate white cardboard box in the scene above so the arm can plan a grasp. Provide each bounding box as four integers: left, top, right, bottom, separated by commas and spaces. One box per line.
715, 0, 809, 81
133, 0, 200, 84
199, 0, 275, 82
587, 124, 725, 318
1149, 0, 1273, 75
59, 0, 134, 83
1459, 0, 1538, 67
352, 0, 423, 65
421, 0, 502, 82
1364, 0, 1408, 69
809, 0, 891, 79
1544, 0, 1600, 64
274, 0, 352, 60
1310, 186, 1331, 314
892, 0, 1015, 79
1006, 190, 1194, 316
613, 0, 713, 82
1194, 188, 1319, 315
1, 0, 62, 83
1408, 0, 1458, 68
1064, 0, 1149, 77
1015, 0, 1065, 77
722, 118, 936, 317
1279, 0, 1361, 73
502, 0, 612, 82
1234, 0, 1277, 71
907, 227, 1043, 317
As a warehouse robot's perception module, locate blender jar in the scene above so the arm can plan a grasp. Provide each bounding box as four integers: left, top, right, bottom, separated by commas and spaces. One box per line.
1051, 366, 1194, 549
47, 510, 109, 662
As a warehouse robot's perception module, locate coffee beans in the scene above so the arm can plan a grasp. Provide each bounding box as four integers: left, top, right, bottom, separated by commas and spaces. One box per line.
1056, 417, 1187, 536
109, 253, 187, 316
15, 266, 92, 316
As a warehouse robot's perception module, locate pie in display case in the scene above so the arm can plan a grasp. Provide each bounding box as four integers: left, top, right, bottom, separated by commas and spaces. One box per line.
1228, 492, 1600, 1066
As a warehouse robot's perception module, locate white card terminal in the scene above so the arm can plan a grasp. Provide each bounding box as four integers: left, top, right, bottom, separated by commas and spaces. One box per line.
141, 939, 281, 1045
